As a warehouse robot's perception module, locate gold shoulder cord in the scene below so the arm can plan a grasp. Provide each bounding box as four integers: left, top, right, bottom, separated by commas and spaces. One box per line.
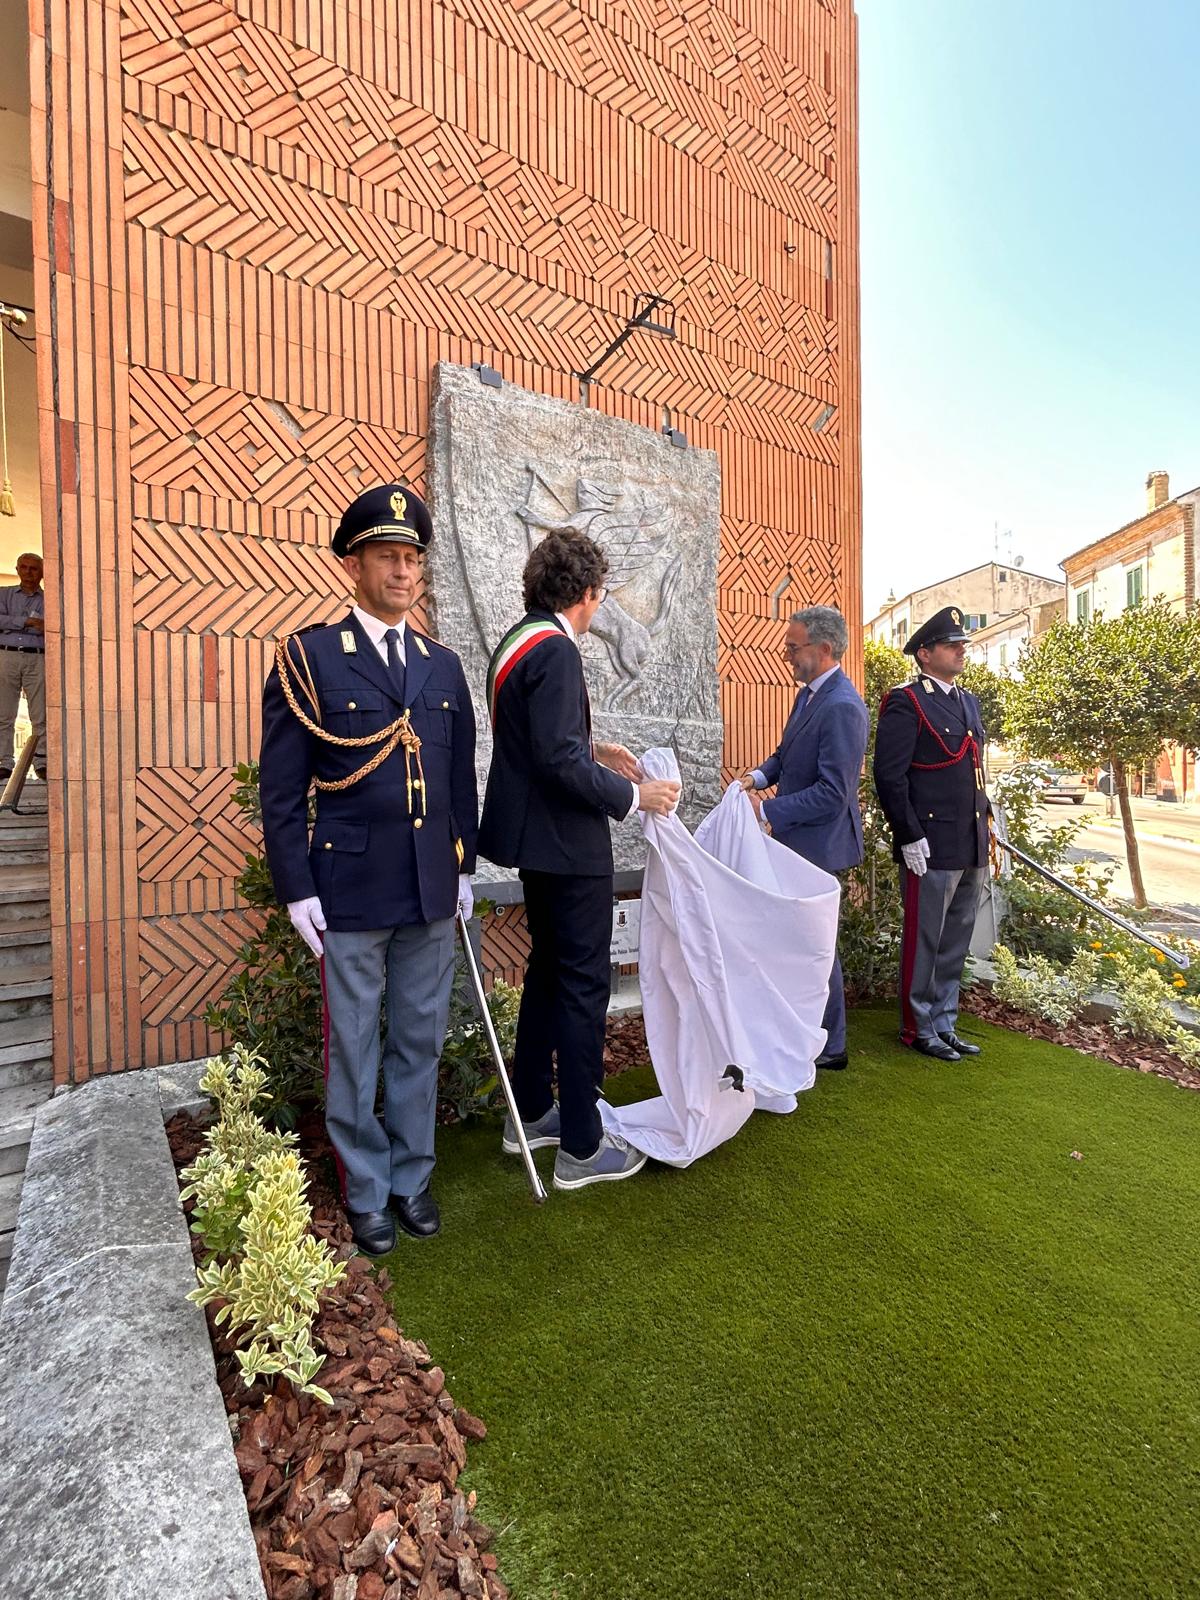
275, 636, 427, 815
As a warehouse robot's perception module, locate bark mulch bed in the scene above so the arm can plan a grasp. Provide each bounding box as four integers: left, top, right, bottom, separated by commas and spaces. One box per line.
962, 988, 1200, 1092
602, 1012, 648, 1077
166, 1113, 508, 1600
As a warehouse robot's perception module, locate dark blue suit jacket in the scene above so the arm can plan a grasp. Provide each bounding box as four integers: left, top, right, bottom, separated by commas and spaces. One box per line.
478, 611, 633, 876
259, 611, 478, 930
759, 667, 870, 875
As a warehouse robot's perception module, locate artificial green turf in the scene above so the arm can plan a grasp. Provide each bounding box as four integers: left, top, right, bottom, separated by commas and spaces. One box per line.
387, 1008, 1200, 1599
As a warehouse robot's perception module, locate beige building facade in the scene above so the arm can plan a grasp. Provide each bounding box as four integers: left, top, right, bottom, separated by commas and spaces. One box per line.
965, 598, 1064, 678
1060, 470, 1198, 801
865, 563, 1064, 652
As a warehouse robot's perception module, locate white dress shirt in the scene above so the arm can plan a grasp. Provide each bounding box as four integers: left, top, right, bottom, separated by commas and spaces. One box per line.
352, 605, 406, 666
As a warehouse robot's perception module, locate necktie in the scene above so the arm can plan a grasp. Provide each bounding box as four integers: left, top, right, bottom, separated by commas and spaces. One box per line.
794, 685, 810, 719
384, 627, 406, 706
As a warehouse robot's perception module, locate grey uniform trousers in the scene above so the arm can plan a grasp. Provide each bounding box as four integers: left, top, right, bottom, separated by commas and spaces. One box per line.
321, 919, 455, 1212
898, 865, 986, 1044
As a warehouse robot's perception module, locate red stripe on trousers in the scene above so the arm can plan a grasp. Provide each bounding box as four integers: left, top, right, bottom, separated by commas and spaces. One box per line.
319, 953, 348, 1202
898, 867, 923, 1045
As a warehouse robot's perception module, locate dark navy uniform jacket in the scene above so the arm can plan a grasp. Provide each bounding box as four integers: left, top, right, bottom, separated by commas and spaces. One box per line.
758, 667, 869, 875
478, 610, 632, 876
259, 611, 478, 930
873, 675, 989, 870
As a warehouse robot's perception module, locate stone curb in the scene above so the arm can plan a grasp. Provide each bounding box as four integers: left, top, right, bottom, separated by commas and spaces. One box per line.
969, 957, 1200, 1039
0, 1068, 267, 1600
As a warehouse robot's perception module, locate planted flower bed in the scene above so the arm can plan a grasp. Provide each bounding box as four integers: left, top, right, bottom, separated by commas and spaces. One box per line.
167, 1095, 508, 1600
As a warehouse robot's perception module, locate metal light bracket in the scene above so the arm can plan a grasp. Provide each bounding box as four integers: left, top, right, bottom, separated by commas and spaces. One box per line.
577, 292, 677, 395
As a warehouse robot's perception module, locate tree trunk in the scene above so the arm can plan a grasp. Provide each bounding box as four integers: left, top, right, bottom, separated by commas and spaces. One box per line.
1112, 756, 1148, 908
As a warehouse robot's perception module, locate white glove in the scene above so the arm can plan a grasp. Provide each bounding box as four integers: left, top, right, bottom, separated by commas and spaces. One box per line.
456, 874, 475, 922
288, 896, 327, 957
901, 838, 931, 877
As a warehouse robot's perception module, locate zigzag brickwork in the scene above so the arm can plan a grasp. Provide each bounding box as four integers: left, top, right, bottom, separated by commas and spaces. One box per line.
33, 0, 860, 1079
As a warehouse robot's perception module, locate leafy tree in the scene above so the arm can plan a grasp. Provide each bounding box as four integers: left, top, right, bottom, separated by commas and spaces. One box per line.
1007, 600, 1200, 907
959, 659, 1011, 746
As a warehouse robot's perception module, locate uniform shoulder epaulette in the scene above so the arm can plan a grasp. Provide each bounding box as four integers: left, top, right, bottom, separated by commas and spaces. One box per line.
408, 630, 447, 660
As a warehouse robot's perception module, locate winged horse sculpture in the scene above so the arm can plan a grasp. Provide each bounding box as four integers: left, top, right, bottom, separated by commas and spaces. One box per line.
516, 468, 683, 711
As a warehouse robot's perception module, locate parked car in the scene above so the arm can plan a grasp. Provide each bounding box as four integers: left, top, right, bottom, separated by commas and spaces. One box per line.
1007, 762, 1088, 804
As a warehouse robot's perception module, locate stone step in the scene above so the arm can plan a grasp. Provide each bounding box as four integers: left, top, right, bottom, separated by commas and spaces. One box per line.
0, 1167, 22, 1237
0, 817, 48, 842
0, 842, 48, 866
0, 920, 51, 967
0, 1013, 53, 1079
0, 1079, 50, 1177
0, 866, 49, 915
0, 964, 52, 1024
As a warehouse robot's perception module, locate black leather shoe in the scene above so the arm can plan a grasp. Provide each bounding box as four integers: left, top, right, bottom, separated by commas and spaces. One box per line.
815, 1051, 849, 1071
392, 1189, 441, 1239
908, 1036, 961, 1062
939, 1032, 981, 1056
346, 1208, 396, 1256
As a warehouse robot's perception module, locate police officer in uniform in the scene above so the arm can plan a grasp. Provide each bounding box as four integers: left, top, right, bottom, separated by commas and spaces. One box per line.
259, 485, 478, 1254
872, 605, 988, 1062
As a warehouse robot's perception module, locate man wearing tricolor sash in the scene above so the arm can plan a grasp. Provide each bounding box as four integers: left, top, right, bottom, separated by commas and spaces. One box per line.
479, 530, 680, 1190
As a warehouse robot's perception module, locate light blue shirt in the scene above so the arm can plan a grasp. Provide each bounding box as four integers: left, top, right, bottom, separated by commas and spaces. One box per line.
0, 586, 44, 652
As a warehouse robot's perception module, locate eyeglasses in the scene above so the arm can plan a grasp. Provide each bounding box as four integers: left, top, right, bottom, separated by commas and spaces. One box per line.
781, 643, 806, 657
594, 586, 609, 603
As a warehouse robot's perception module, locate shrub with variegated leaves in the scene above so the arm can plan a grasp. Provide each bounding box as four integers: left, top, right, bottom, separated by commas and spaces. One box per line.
181, 1044, 345, 1403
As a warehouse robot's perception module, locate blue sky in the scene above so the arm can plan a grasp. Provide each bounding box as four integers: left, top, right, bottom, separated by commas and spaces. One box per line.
856, 0, 1200, 617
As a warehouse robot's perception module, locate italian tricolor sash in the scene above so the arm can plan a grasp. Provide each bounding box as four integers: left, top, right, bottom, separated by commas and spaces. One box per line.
487, 620, 563, 725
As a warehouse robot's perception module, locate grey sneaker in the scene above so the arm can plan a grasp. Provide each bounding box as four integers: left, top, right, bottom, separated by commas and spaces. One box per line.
552, 1131, 648, 1191
501, 1102, 561, 1155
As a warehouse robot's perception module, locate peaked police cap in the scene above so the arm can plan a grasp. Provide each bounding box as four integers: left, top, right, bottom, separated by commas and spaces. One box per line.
903, 604, 970, 656
332, 484, 433, 558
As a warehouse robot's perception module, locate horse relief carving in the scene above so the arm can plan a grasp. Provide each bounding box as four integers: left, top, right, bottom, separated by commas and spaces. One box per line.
515, 465, 683, 710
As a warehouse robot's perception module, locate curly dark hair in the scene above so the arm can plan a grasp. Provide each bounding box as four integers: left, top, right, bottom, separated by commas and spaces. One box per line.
522, 530, 609, 613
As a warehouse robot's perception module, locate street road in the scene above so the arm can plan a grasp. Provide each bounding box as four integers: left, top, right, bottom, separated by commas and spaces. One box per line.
1032, 794, 1200, 919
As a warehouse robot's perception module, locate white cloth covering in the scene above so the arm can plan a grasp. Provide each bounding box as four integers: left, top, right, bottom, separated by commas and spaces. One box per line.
600, 748, 841, 1167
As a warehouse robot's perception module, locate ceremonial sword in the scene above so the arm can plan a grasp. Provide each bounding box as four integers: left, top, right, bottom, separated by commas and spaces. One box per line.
456, 911, 548, 1203
993, 836, 1190, 971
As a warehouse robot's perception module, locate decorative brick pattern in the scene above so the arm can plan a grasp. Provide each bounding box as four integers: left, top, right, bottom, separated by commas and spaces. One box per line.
35, 0, 860, 1080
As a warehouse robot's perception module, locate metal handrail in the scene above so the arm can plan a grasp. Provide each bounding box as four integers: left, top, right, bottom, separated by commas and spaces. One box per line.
0, 734, 39, 813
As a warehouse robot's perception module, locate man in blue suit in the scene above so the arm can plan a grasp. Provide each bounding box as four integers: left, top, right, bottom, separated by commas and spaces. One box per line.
741, 605, 869, 1070
259, 485, 478, 1256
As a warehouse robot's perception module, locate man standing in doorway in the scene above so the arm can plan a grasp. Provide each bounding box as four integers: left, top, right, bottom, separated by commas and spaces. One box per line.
740, 605, 869, 1071
872, 605, 988, 1062
479, 529, 680, 1191
0, 552, 47, 781
259, 485, 477, 1256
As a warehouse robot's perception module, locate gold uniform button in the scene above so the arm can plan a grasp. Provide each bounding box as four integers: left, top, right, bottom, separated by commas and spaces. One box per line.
324, 841, 332, 850
348, 700, 357, 710
442, 699, 449, 709
413, 817, 423, 830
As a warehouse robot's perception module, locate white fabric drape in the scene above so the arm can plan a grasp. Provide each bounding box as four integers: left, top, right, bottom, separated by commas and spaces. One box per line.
600, 748, 842, 1167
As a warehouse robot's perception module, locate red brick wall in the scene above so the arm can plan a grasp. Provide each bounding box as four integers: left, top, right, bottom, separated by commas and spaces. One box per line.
33, 0, 860, 1080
